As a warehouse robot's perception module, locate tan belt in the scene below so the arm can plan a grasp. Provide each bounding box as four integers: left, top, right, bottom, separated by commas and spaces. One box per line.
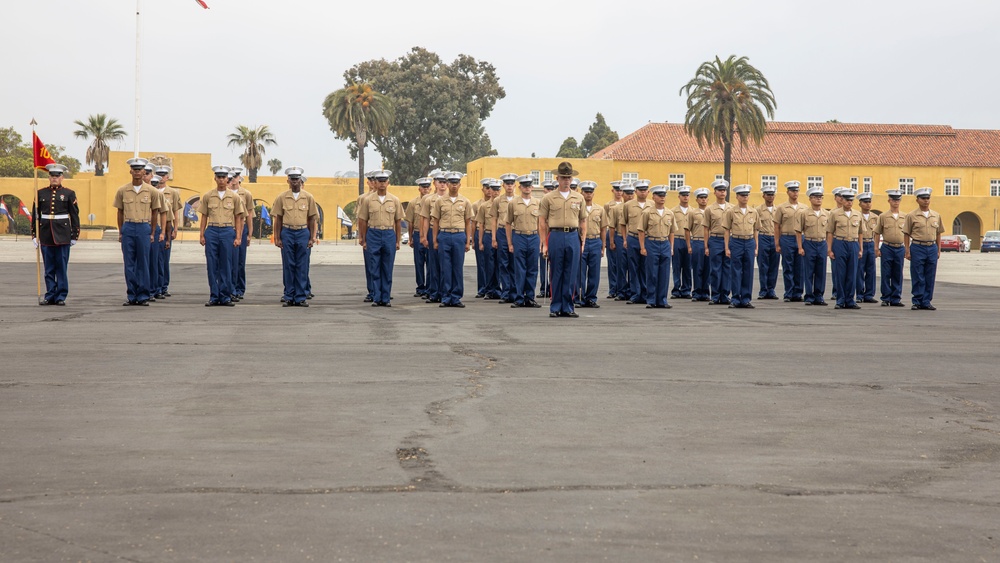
585, 235, 601, 239
911, 240, 935, 246
368, 226, 393, 230
515, 230, 538, 235
440, 228, 463, 233
833, 236, 854, 242
124, 219, 149, 224
690, 237, 705, 241
208, 223, 233, 227
283, 225, 308, 230
730, 234, 753, 240
804, 237, 824, 242
646, 236, 668, 241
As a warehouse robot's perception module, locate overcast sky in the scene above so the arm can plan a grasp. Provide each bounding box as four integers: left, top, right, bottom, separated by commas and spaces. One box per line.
4, 0, 997, 177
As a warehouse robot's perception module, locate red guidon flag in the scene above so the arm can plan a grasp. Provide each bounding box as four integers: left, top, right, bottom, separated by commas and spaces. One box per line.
32, 132, 56, 170
195, 0, 209, 8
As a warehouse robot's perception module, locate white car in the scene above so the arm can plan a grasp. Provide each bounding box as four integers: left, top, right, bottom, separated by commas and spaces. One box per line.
956, 234, 971, 252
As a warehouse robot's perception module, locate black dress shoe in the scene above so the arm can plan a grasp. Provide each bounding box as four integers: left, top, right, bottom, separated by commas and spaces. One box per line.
880, 301, 890, 306
426, 298, 441, 303
282, 302, 294, 307
745, 303, 755, 309
790, 297, 804, 302
55, 300, 66, 306
454, 302, 465, 308
646, 304, 655, 308
220, 301, 235, 307
848, 304, 861, 310
511, 302, 523, 308
499, 298, 513, 304
587, 301, 600, 308
728, 304, 738, 308
804, 301, 813, 306
549, 312, 558, 317
911, 304, 920, 310
137, 300, 149, 306
439, 303, 449, 308
484, 294, 499, 300
363, 296, 374, 303
565, 311, 579, 318
526, 301, 541, 308
626, 299, 639, 304
205, 301, 216, 307
835, 304, 844, 309
163, 292, 171, 297
718, 300, 731, 305
475, 293, 485, 298
40, 299, 52, 306
295, 301, 308, 307
815, 301, 828, 306
280, 297, 289, 303
924, 304, 936, 310
890, 302, 904, 307
615, 295, 629, 301
537, 294, 548, 299
862, 298, 879, 304
692, 298, 699, 302
783, 298, 791, 302
606, 294, 616, 299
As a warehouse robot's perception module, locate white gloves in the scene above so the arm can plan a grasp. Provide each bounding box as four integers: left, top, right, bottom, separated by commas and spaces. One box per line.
70, 240, 77, 246
32, 238, 38, 248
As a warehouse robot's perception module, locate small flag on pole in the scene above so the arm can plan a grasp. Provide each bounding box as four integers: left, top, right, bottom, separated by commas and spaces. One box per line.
32, 132, 56, 170
260, 205, 272, 227
0, 201, 10, 216
19, 201, 31, 217
184, 203, 199, 222
195, 0, 210, 8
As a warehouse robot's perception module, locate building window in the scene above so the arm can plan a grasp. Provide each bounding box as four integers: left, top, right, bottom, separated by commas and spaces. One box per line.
899, 178, 914, 195
807, 176, 823, 190
863, 177, 872, 193
944, 178, 960, 196
850, 177, 859, 191
761, 175, 777, 191
622, 172, 638, 183
668, 173, 685, 190
543, 171, 553, 183
715, 174, 725, 183
992, 179, 1000, 197
530, 170, 540, 187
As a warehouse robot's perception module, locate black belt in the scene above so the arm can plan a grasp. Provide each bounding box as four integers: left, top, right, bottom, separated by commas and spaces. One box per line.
440, 228, 463, 233
911, 240, 935, 246
730, 234, 753, 240
554, 227, 578, 232
515, 230, 538, 235
709, 235, 724, 239
882, 242, 903, 248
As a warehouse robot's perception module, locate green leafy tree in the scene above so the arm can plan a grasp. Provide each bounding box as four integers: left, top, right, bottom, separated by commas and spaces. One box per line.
343, 47, 506, 184
679, 55, 776, 200
227, 125, 277, 183
580, 113, 619, 156
73, 113, 126, 176
322, 82, 395, 195
556, 137, 584, 158
267, 158, 282, 175
0, 127, 81, 178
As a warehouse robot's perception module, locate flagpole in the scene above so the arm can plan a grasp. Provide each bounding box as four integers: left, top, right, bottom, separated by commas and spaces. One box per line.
31, 118, 42, 302
134, 0, 142, 158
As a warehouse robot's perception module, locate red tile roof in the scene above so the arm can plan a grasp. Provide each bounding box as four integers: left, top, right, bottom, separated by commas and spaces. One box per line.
590, 122, 1000, 168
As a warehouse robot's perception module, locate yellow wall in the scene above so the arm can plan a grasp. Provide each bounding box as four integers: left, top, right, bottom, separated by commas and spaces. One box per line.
467, 157, 1000, 247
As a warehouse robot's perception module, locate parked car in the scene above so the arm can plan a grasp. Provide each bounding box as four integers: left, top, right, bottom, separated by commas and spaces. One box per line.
939, 235, 962, 252
955, 234, 971, 252
982, 230, 1000, 253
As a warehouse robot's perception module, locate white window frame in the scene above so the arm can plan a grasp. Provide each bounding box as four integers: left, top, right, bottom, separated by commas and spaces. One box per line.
850, 177, 859, 191
530, 170, 541, 187
668, 173, 685, 191
761, 175, 777, 191
715, 174, 725, 183
622, 172, 639, 183
899, 178, 914, 195
543, 171, 554, 183
944, 178, 960, 196
863, 177, 872, 193
991, 179, 1000, 197
807, 176, 823, 190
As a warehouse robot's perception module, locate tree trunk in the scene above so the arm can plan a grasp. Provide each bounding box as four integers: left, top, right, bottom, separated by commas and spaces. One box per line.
249, 168, 258, 183
356, 119, 368, 196
357, 147, 365, 196
95, 165, 104, 177
723, 141, 732, 202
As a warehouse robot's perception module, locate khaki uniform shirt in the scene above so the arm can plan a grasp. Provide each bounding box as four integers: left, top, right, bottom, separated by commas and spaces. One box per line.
860, 213, 877, 241
874, 211, 906, 244
539, 190, 587, 229
471, 198, 486, 229
689, 208, 707, 239
432, 195, 474, 230
826, 209, 863, 239
774, 202, 803, 235
583, 204, 608, 238
722, 206, 762, 236
604, 199, 623, 219
507, 197, 541, 233
671, 205, 692, 234
621, 200, 652, 234
358, 192, 404, 229
113, 183, 164, 222
405, 195, 423, 229
236, 187, 255, 219
904, 209, 945, 242
491, 196, 514, 231
639, 207, 677, 239
272, 190, 318, 226
475, 198, 491, 230
704, 202, 730, 237
796, 208, 830, 240
756, 204, 776, 236
419, 192, 441, 221
199, 189, 246, 224
158, 188, 175, 224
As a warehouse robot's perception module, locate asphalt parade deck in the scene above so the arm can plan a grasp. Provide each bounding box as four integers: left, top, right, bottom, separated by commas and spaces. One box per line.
1, 246, 998, 561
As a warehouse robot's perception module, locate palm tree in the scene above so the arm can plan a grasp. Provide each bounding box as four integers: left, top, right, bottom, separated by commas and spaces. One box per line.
267, 158, 283, 176
322, 82, 395, 195
73, 114, 127, 177
679, 55, 776, 200
227, 125, 277, 183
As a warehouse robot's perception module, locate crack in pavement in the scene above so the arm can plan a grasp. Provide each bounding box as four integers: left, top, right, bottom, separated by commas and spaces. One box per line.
0, 518, 147, 562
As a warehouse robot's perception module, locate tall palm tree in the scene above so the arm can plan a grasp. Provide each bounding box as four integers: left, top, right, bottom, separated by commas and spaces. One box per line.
227, 125, 277, 183
73, 114, 127, 177
679, 55, 776, 200
322, 82, 395, 195
267, 158, 283, 176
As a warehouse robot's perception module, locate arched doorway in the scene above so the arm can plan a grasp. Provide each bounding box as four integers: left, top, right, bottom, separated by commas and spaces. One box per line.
1, 194, 32, 235
953, 212, 983, 249
183, 196, 201, 229
316, 204, 325, 240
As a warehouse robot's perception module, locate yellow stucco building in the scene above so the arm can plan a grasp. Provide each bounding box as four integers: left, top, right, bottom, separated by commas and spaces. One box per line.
467, 122, 1000, 249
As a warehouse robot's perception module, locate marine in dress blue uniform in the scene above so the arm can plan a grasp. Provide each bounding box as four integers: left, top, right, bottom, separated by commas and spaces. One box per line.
540, 162, 588, 318
874, 190, 906, 306
113, 158, 165, 306
272, 167, 318, 306
904, 187, 944, 310
31, 163, 80, 305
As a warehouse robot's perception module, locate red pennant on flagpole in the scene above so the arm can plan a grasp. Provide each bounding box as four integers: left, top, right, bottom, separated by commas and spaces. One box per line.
32, 132, 56, 170
195, 0, 210, 8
